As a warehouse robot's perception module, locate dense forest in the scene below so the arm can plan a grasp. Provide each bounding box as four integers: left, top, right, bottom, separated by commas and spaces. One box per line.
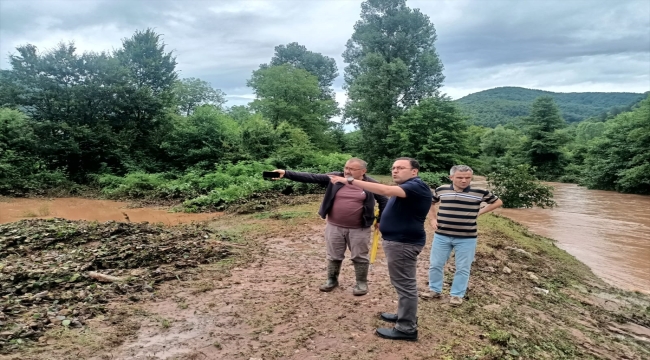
0, 0, 648, 211
456, 87, 646, 127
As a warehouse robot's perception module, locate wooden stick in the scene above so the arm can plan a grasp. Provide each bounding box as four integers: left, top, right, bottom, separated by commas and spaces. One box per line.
87, 271, 124, 283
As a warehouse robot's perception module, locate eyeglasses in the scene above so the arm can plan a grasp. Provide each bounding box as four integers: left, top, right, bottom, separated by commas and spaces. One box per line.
391, 166, 413, 171
344, 167, 362, 172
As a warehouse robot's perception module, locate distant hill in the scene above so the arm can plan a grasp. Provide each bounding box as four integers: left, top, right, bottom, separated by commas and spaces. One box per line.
454, 87, 647, 127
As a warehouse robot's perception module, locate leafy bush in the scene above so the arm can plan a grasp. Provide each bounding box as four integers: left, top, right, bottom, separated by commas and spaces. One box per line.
557, 163, 584, 184
0, 109, 73, 195
419, 172, 450, 188
487, 165, 556, 209
580, 95, 650, 194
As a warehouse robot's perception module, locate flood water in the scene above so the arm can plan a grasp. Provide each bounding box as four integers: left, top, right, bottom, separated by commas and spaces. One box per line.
0, 197, 221, 225
496, 183, 650, 294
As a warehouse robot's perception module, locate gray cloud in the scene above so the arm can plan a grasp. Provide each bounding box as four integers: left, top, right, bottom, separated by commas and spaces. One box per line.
0, 0, 648, 104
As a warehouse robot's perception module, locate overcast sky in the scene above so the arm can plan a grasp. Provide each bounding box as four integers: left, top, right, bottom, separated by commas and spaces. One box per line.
1, 0, 648, 109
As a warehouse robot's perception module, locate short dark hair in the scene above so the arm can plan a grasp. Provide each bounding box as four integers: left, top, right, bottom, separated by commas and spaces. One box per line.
394, 157, 420, 170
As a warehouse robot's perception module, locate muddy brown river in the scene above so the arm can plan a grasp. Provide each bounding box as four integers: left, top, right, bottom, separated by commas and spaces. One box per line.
496, 183, 650, 294
0, 197, 221, 225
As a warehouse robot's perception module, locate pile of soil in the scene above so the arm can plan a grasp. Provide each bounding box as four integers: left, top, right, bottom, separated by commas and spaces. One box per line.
0, 218, 232, 353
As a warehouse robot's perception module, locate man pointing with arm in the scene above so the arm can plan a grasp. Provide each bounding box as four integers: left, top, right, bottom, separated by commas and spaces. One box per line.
273, 158, 387, 296
330, 157, 432, 341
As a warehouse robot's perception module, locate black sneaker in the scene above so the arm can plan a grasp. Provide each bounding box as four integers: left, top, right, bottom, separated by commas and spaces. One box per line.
379, 313, 397, 322
375, 327, 418, 341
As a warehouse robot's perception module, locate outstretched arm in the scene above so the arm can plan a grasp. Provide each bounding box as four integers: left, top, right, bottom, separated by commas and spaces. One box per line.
273, 169, 332, 184
329, 176, 407, 198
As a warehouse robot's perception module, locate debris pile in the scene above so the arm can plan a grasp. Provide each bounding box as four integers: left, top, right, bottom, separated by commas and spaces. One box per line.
0, 218, 232, 353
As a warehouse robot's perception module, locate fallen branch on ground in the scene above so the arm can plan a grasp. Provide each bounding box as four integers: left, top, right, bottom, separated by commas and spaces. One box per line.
87, 271, 124, 283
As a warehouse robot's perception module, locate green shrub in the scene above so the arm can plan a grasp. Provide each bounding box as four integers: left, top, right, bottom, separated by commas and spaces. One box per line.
98, 159, 345, 212
0, 108, 73, 195
98, 173, 170, 199
557, 163, 584, 184
487, 165, 556, 209
418, 172, 450, 188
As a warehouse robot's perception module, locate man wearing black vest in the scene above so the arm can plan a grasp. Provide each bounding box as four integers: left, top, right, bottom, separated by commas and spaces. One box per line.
329, 157, 431, 341
274, 158, 387, 296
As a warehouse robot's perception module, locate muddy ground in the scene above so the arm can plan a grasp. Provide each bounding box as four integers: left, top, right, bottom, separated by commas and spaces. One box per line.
2, 198, 649, 360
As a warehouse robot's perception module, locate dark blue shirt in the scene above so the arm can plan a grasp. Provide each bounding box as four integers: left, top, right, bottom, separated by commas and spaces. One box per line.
379, 177, 433, 246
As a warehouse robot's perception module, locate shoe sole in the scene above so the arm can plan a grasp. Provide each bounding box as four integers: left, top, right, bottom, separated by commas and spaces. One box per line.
319, 284, 338, 292
419, 294, 441, 300
375, 331, 417, 341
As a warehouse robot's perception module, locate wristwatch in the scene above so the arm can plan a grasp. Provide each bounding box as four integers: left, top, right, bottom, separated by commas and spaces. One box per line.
346, 176, 354, 184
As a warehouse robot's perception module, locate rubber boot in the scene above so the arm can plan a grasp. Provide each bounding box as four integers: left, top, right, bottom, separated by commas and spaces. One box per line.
352, 262, 369, 296
319, 260, 342, 292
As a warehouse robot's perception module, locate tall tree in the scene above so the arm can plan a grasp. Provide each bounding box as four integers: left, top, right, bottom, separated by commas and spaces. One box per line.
113, 29, 178, 169
481, 125, 523, 159
388, 98, 467, 172
173, 78, 226, 116
265, 42, 338, 100
247, 64, 338, 149
582, 95, 650, 194
522, 96, 568, 180
479, 125, 525, 173
8, 43, 82, 123
240, 115, 279, 160
5, 43, 131, 179
0, 70, 21, 109
343, 0, 445, 170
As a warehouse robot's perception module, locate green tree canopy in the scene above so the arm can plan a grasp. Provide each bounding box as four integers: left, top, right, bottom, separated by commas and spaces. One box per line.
343, 0, 445, 170
582, 95, 650, 194
265, 42, 338, 99
247, 64, 338, 149
481, 125, 523, 158
0, 108, 67, 194
240, 115, 279, 160
160, 106, 242, 170
388, 98, 467, 172
173, 78, 226, 116
522, 96, 568, 180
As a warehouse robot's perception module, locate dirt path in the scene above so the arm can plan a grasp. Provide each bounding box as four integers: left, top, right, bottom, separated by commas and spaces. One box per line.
99, 219, 428, 359
88, 203, 650, 360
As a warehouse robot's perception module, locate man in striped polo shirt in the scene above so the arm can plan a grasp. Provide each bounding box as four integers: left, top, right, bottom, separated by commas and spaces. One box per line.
421, 165, 503, 306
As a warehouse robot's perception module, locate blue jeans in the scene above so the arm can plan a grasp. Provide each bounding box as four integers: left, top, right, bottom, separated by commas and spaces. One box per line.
428, 233, 477, 298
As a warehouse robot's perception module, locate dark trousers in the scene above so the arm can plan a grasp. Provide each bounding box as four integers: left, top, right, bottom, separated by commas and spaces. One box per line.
382, 239, 423, 333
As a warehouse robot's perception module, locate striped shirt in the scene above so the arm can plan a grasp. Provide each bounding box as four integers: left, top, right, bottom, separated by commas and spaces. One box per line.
432, 185, 499, 238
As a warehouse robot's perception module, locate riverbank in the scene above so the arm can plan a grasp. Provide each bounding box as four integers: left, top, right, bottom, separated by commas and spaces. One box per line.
1, 198, 648, 359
